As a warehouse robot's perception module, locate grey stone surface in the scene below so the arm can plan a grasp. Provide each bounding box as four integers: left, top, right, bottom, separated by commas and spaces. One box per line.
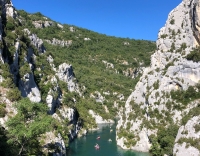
116, 0, 200, 153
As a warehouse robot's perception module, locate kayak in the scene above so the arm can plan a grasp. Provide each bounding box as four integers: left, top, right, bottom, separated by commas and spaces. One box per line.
96, 136, 100, 140
95, 144, 100, 150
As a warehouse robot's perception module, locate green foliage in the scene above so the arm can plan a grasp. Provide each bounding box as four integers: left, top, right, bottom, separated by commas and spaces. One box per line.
58, 80, 68, 93
149, 135, 162, 156
170, 85, 200, 109
181, 104, 200, 125
31, 12, 46, 21
19, 62, 31, 78
6, 87, 21, 102
63, 91, 79, 108
177, 137, 200, 151
1, 77, 15, 88
0, 125, 13, 155
18, 10, 29, 19
165, 62, 174, 69
176, 42, 187, 53
186, 46, 200, 62
194, 124, 200, 133
118, 127, 137, 148
6, 17, 15, 30
180, 42, 187, 50
163, 61, 174, 75
13, 10, 156, 124
170, 19, 175, 25
128, 101, 143, 121
75, 98, 97, 129
153, 80, 159, 90
39, 81, 53, 102
0, 104, 7, 117
150, 124, 179, 156
170, 42, 175, 51
35, 53, 53, 75
6, 98, 55, 155
160, 34, 168, 39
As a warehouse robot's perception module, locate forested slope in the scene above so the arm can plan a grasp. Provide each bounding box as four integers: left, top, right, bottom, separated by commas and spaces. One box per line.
0, 1, 156, 155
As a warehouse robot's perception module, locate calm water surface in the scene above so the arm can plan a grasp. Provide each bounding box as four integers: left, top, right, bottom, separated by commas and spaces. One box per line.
66, 123, 149, 156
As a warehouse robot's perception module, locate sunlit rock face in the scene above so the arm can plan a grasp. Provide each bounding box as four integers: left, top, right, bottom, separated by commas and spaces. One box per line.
19, 73, 41, 102
0, 0, 17, 18
173, 116, 200, 156
0, 1, 83, 155
0, 0, 16, 62
56, 63, 79, 92
88, 110, 114, 124
116, 0, 200, 153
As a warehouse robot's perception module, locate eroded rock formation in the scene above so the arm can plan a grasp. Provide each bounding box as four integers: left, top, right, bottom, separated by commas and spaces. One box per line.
116, 0, 200, 154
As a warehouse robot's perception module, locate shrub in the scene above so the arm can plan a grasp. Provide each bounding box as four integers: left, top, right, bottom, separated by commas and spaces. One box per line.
7, 88, 21, 102
19, 63, 31, 78
194, 124, 200, 133
170, 19, 175, 25
170, 86, 199, 108
157, 124, 179, 155
0, 63, 12, 78
186, 47, 200, 62
0, 105, 7, 117
181, 105, 200, 125
160, 34, 168, 39
6, 19, 15, 30
177, 137, 200, 151
180, 43, 187, 50
170, 42, 175, 51
1, 78, 15, 88
153, 80, 159, 90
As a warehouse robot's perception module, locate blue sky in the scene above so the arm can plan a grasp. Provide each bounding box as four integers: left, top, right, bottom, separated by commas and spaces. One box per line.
12, 0, 181, 41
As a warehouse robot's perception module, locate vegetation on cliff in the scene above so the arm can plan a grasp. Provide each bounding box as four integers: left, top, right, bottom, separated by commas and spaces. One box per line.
0, 5, 156, 154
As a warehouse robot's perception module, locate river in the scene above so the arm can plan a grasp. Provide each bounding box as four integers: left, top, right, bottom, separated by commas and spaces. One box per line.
66, 123, 150, 156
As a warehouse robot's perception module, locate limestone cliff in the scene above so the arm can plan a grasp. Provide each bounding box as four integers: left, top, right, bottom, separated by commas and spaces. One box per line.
0, 1, 81, 155
116, 0, 200, 154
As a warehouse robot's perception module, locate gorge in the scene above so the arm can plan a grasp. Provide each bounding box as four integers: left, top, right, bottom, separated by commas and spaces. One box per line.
0, 0, 200, 156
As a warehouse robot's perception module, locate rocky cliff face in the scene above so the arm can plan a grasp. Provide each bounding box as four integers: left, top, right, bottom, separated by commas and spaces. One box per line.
116, 0, 200, 154
0, 1, 82, 155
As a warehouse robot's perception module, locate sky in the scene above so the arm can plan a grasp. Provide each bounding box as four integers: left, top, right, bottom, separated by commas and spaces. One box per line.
12, 0, 182, 41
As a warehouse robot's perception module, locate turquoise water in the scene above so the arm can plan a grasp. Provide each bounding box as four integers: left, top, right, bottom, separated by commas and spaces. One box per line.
66, 123, 149, 156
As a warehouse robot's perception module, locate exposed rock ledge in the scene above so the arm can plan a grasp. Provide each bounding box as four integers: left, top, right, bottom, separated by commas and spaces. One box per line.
89, 110, 114, 124
32, 20, 53, 28
45, 38, 72, 47
173, 116, 200, 156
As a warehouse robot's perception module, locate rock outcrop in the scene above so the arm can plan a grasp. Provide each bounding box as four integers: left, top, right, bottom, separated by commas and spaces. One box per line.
56, 63, 78, 92
173, 115, 200, 156
88, 110, 114, 124
19, 73, 41, 102
116, 0, 200, 153
32, 20, 54, 28
45, 38, 72, 47
0, 1, 81, 155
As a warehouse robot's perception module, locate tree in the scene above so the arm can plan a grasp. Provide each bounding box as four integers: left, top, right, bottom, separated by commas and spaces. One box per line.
6, 98, 54, 155
0, 125, 13, 156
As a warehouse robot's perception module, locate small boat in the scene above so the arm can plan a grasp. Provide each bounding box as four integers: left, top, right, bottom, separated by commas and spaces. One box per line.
108, 139, 112, 142
95, 144, 100, 150
96, 136, 100, 140
110, 129, 113, 132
